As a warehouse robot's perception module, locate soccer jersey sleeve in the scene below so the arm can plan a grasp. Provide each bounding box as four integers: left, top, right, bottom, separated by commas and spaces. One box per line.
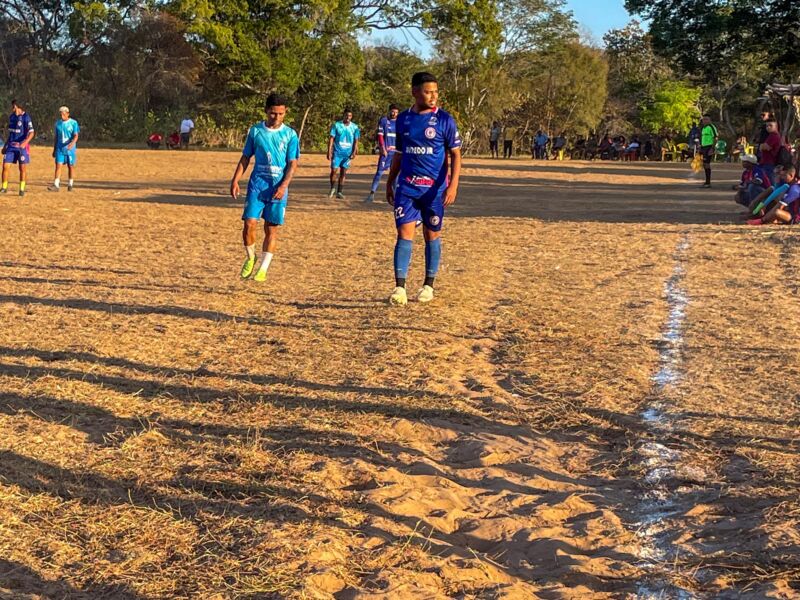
287, 131, 300, 161
329, 123, 337, 138
780, 185, 800, 207
242, 127, 255, 158
24, 114, 34, 133
354, 125, 360, 140
444, 114, 462, 150
73, 120, 80, 135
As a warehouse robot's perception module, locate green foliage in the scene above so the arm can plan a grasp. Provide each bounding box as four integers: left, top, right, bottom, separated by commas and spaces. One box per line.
639, 81, 702, 134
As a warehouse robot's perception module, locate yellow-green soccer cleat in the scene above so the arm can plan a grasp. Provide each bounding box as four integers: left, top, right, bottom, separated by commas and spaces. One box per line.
253, 269, 267, 282
417, 285, 435, 303
389, 286, 408, 306
240, 256, 256, 279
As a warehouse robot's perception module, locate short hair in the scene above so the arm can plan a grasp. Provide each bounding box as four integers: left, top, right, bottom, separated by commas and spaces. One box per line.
59, 106, 69, 113
411, 72, 437, 87
785, 165, 796, 175
11, 99, 21, 108
265, 93, 288, 110
389, 103, 399, 111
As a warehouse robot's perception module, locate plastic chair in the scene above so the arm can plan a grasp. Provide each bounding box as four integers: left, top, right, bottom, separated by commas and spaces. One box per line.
715, 139, 728, 162
661, 143, 677, 161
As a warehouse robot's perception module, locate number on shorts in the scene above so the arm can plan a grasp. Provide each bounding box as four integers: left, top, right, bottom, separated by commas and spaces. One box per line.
395, 206, 404, 218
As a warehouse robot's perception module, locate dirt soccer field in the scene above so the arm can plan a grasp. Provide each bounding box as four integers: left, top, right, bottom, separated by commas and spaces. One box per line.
0, 149, 798, 599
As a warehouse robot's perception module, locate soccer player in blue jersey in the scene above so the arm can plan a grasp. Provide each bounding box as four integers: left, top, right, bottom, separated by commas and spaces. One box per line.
386, 72, 462, 305
1, 100, 35, 197
327, 109, 360, 199
365, 104, 399, 203
230, 93, 300, 282
49, 106, 80, 192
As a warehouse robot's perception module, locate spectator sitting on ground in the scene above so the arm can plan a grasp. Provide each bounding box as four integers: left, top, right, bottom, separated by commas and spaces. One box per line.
167, 131, 181, 149
611, 135, 626, 160
744, 164, 786, 218
147, 132, 163, 149
747, 165, 798, 225
733, 154, 771, 206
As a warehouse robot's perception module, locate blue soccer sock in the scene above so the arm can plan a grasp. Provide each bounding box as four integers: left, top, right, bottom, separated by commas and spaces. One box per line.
424, 238, 441, 287
393, 238, 413, 287
370, 169, 383, 193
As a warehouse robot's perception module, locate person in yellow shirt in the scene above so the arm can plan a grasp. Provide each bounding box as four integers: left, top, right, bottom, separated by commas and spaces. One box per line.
503, 125, 517, 158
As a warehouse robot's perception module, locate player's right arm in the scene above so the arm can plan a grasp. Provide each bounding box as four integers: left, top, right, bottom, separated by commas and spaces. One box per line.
230, 127, 254, 199
230, 155, 251, 200
386, 153, 401, 206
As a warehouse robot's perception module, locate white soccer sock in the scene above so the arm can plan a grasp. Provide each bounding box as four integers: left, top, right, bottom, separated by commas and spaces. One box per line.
258, 252, 274, 273
53, 178, 60, 188
68, 179, 73, 186
245, 244, 256, 260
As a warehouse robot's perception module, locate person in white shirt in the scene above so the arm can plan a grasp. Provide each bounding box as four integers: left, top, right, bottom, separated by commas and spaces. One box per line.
179, 117, 194, 149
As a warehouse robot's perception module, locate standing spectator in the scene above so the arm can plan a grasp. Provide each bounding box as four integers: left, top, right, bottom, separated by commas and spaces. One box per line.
642, 136, 654, 161
688, 122, 700, 155
489, 121, 501, 158
551, 132, 566, 159
503, 124, 517, 158
758, 118, 782, 183
699, 115, 718, 187
533, 130, 549, 159
599, 134, 614, 160
180, 116, 195, 149
755, 110, 771, 161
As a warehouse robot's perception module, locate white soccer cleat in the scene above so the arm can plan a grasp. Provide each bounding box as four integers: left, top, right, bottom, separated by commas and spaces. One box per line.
389, 286, 408, 306
417, 285, 435, 303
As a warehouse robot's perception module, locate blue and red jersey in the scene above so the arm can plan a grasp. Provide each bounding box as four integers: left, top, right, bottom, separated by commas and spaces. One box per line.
395, 106, 461, 195
7, 112, 33, 147
377, 116, 397, 152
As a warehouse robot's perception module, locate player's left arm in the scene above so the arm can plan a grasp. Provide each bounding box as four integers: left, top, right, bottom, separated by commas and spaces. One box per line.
67, 123, 79, 150
351, 127, 360, 159
273, 134, 300, 199
444, 147, 461, 206
22, 119, 35, 147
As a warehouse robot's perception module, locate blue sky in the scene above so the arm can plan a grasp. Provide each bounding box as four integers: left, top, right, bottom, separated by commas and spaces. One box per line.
362, 0, 633, 54
566, 0, 632, 42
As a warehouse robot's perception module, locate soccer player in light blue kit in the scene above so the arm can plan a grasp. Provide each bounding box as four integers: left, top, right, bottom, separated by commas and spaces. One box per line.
49, 106, 80, 192
365, 104, 399, 203
327, 109, 359, 199
1, 99, 35, 197
230, 93, 300, 282
386, 72, 462, 305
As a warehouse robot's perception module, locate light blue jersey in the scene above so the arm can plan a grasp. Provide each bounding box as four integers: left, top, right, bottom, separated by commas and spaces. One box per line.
55, 118, 79, 150
330, 121, 360, 156
242, 122, 300, 223
242, 122, 300, 186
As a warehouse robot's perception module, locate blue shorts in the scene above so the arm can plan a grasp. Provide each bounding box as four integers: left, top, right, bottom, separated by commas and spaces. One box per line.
3, 147, 29, 164
393, 184, 445, 231
243, 178, 287, 225
331, 154, 351, 170
375, 152, 395, 174
55, 149, 76, 165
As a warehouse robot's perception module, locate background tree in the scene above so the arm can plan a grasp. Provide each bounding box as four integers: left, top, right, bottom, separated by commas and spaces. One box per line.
638, 81, 701, 135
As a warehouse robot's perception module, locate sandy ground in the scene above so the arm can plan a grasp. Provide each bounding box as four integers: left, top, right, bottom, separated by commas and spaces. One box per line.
0, 149, 798, 599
